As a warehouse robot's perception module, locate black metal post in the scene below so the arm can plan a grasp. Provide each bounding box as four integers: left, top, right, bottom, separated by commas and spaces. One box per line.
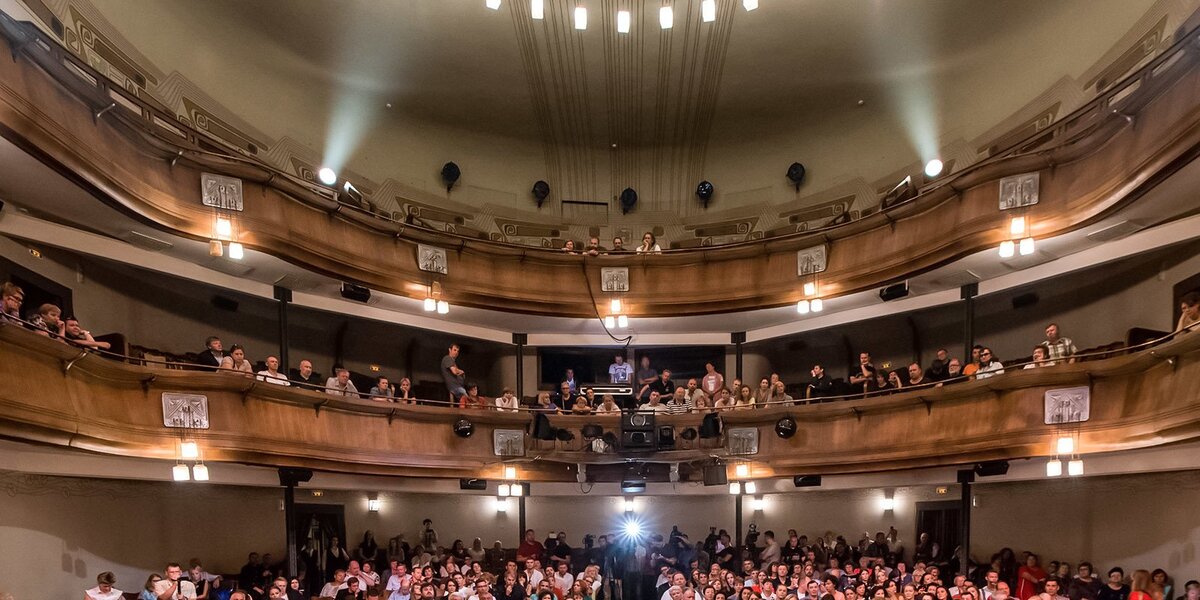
518, 494, 527, 546
274, 286, 292, 370
961, 284, 978, 365
734, 494, 744, 548
732, 332, 746, 382
284, 482, 297, 577
957, 469, 974, 577
514, 333, 527, 401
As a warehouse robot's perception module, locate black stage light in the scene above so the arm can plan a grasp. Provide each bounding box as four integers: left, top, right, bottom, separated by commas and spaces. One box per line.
453, 418, 474, 438
680, 427, 698, 441
582, 424, 604, 439
775, 416, 797, 439
441, 162, 461, 192
555, 428, 575, 442
974, 460, 1010, 477
699, 413, 722, 438
619, 188, 638, 214
696, 181, 714, 207
532, 180, 551, 207
879, 281, 909, 302
787, 162, 806, 190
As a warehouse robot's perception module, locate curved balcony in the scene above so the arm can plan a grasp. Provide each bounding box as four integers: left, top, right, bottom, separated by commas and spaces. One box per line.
2, 322, 1197, 482
1, 14, 1200, 317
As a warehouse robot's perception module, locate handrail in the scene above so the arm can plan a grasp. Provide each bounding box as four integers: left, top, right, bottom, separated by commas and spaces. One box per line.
0, 10, 1196, 258
7, 310, 1196, 419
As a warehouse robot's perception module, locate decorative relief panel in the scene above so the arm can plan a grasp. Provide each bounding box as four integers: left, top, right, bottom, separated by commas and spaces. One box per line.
601, 268, 629, 293
797, 244, 828, 277
162, 392, 209, 429
999, 173, 1040, 210
417, 245, 448, 275
1044, 386, 1090, 424
727, 427, 760, 455
201, 173, 243, 212
493, 430, 525, 457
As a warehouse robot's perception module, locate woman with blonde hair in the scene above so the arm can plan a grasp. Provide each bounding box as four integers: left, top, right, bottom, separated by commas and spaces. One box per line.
1130, 571, 1154, 600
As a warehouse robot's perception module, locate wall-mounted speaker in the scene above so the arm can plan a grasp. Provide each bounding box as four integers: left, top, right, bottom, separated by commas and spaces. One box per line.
703, 464, 728, 486
793, 475, 822, 487
879, 281, 910, 302
278, 467, 313, 487
459, 478, 488, 491
974, 460, 1010, 477
211, 295, 239, 312
1011, 293, 1039, 309
340, 282, 371, 303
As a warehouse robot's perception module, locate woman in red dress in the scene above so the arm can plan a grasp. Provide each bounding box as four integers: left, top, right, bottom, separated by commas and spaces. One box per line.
1016, 554, 1047, 600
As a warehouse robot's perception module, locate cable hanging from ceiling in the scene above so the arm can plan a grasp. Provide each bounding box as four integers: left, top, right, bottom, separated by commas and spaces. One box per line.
485, 0, 759, 32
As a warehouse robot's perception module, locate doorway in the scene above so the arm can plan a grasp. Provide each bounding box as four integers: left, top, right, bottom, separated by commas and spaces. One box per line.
914, 500, 961, 568
294, 503, 346, 595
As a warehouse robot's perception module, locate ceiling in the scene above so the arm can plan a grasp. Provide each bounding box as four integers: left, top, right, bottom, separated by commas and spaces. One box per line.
75, 0, 1161, 202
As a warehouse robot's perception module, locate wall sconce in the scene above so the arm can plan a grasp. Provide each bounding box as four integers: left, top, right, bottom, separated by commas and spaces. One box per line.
743, 481, 757, 495
751, 497, 765, 511
1046, 458, 1063, 477
172, 463, 191, 481
880, 497, 895, 511
728, 482, 741, 495
494, 498, 508, 512
191, 463, 209, 482
624, 498, 635, 513
498, 483, 511, 497
180, 440, 199, 460
368, 498, 381, 512
504, 466, 518, 480
735, 464, 750, 478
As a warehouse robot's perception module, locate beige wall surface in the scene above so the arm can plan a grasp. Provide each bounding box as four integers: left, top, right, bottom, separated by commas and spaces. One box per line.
2, 470, 1197, 600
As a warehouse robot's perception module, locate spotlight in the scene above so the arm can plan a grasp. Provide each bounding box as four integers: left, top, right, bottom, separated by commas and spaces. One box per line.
786, 162, 806, 190
228, 242, 244, 260
532, 180, 551, 207
999, 240, 1016, 258
617, 315, 629, 328
1046, 459, 1062, 477
180, 440, 199, 460
735, 464, 749, 478
617, 10, 631, 33
796, 300, 810, 314
192, 463, 209, 482
803, 282, 816, 296
1055, 437, 1074, 455
624, 498, 635, 512
810, 298, 823, 312
504, 466, 518, 480
660, 6, 673, 29
881, 497, 895, 511
680, 427, 698, 441
441, 162, 461, 192
318, 167, 337, 186
775, 417, 797, 439
622, 517, 642, 538
1019, 237, 1035, 256
924, 159, 944, 178
531, 0, 544, 19
701, 0, 716, 22
498, 483, 511, 497
605, 316, 616, 328
696, 181, 714, 207
744, 481, 757, 494
1010, 216, 1026, 236
437, 300, 450, 314
173, 463, 191, 481
574, 6, 587, 30
453, 419, 474, 438
611, 298, 622, 312
728, 482, 741, 495
486, 0, 501, 9
743, 0, 758, 9
368, 498, 381, 511
555, 428, 575, 442
215, 217, 233, 239
1067, 458, 1084, 476
424, 298, 437, 312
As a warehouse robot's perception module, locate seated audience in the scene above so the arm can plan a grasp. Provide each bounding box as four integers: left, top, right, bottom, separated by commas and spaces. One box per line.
257, 355, 291, 386
1178, 292, 1200, 332
154, 563, 197, 599
495, 388, 520, 411
370, 376, 395, 400
85, 571, 123, 600
1024, 346, 1054, 369
925, 349, 951, 382
733, 385, 755, 409
395, 377, 417, 404
30, 302, 66, 341
220, 344, 254, 376
595, 394, 621, 414
975, 348, 1005, 379
771, 380, 793, 404
138, 574, 162, 600
321, 570, 349, 598
637, 231, 662, 253
713, 388, 736, 411
667, 387, 694, 414
290, 359, 323, 389
571, 393, 593, 414
534, 391, 560, 413
584, 237, 605, 256
62, 316, 112, 350
610, 236, 630, 254
0, 281, 23, 323
806, 365, 834, 400
197, 336, 225, 371
554, 381, 577, 408
1041, 323, 1078, 363
962, 346, 983, 377
327, 368, 361, 397
561, 240, 577, 254
638, 391, 668, 413
947, 358, 963, 380
460, 384, 489, 409
906, 363, 928, 387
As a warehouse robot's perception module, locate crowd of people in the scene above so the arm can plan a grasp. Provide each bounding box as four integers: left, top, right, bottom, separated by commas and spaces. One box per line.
80, 523, 1198, 600
5, 279, 1200, 413
561, 233, 663, 255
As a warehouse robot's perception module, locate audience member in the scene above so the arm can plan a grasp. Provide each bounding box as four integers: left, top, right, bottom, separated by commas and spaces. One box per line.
646, 369, 675, 400
1098, 568, 1129, 600
139, 573, 163, 600
495, 388, 520, 411
906, 363, 928, 387
197, 336, 224, 371
564, 369, 578, 393
849, 352, 874, 391
1178, 292, 1200, 332
771, 381, 793, 404
584, 237, 605, 256
257, 355, 291, 386
442, 344, 468, 400
947, 358, 963, 379
595, 394, 621, 414
30, 302, 66, 341
534, 391, 560, 413
701, 363, 725, 396
395, 377, 416, 404
637, 356, 658, 403
611, 236, 630, 254
925, 349, 951, 382
806, 365, 834, 400
290, 359, 323, 388
561, 240, 577, 254
962, 346, 983, 377
154, 563, 197, 599
554, 381, 577, 408
370, 376, 395, 400
637, 231, 662, 254
1041, 323, 1078, 364
1024, 347, 1052, 369
0, 281, 23, 323
63, 316, 112, 350
460, 384, 489, 409
610, 354, 634, 384
85, 571, 123, 600
639, 391, 668, 413
975, 348, 1005, 380
220, 344, 253, 375
327, 368, 361, 397
667, 387, 694, 414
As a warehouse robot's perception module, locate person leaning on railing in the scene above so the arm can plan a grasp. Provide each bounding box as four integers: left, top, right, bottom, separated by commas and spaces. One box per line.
220, 344, 253, 376
1179, 291, 1200, 332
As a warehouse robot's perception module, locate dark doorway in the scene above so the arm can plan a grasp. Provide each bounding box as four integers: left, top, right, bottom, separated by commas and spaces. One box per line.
914, 500, 961, 568
294, 503, 346, 595
0, 256, 73, 319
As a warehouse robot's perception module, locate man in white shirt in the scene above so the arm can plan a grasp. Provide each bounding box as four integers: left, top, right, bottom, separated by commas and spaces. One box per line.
553, 563, 575, 596
326, 368, 361, 396
638, 391, 669, 413
386, 563, 413, 600
257, 355, 291, 386
523, 560, 544, 587
320, 570, 348, 599
154, 563, 197, 599
346, 561, 371, 591
609, 355, 633, 384
974, 348, 1006, 380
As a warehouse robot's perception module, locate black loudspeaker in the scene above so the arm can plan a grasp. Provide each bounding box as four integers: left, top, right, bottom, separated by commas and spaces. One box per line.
657, 425, 676, 449
793, 475, 822, 488
581, 424, 604, 439
340, 282, 371, 303
459, 478, 488, 491
211, 295, 239, 312
703, 464, 728, 486
273, 286, 293, 303
621, 412, 656, 450
879, 281, 910, 302
622, 430, 654, 449
731, 331, 746, 344
512, 333, 528, 345
699, 413, 722, 438
532, 413, 556, 440
278, 467, 313, 487
974, 460, 1010, 477
1012, 293, 1039, 309
956, 469, 976, 484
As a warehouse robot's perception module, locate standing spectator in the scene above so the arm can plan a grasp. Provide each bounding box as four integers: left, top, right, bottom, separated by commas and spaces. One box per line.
647, 369, 675, 400
442, 344, 467, 400
1041, 323, 1078, 364
495, 388, 520, 411
85, 571, 123, 600
564, 369, 578, 393
326, 368, 361, 397
221, 344, 254, 375
0, 282, 23, 323
849, 353, 874, 391
197, 336, 224, 371
62, 316, 112, 351
975, 348, 1005, 380
370, 376, 395, 400
636, 356, 658, 404
806, 365, 834, 400
257, 355, 291, 386
1178, 292, 1200, 332
518, 529, 545, 564
701, 363, 725, 396
1016, 554, 1046, 600
610, 354, 634, 384
420, 519, 439, 551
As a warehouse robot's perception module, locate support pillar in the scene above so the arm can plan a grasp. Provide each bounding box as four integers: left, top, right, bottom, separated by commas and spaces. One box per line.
961, 283, 978, 365
732, 332, 746, 382
274, 286, 292, 370
514, 333, 527, 401
957, 469, 974, 577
